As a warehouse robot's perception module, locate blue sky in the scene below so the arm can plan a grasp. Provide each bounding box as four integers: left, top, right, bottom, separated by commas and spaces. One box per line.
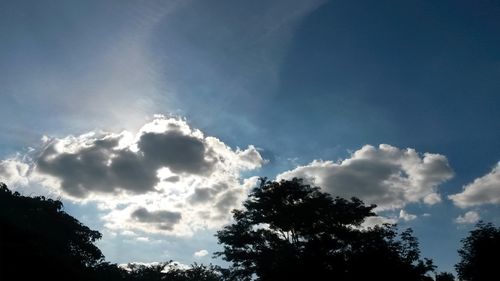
1, 0, 500, 274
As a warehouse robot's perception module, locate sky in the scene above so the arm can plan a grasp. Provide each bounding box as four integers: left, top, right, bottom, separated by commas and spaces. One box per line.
1, 0, 500, 274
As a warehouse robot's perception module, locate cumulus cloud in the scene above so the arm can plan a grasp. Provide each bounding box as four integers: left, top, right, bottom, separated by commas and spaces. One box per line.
449, 163, 500, 208
361, 216, 398, 228
455, 211, 480, 224
8, 116, 264, 236
193, 249, 208, 258
34, 117, 235, 198
399, 210, 417, 221
131, 208, 182, 231
137, 131, 216, 175
278, 144, 453, 211
0, 158, 30, 187
36, 135, 157, 197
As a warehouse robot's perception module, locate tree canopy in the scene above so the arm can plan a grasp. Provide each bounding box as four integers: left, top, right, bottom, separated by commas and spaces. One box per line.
435, 272, 455, 281
0, 182, 103, 280
216, 178, 435, 281
5, 179, 482, 281
0, 182, 223, 281
455, 221, 500, 281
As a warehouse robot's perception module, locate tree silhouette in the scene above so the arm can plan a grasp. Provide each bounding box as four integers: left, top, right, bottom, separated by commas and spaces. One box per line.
455, 221, 500, 281
0, 182, 104, 280
0, 183, 224, 281
0, 179, 444, 281
123, 262, 223, 281
216, 178, 435, 281
435, 272, 455, 281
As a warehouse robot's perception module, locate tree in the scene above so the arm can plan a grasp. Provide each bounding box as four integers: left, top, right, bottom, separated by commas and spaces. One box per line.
123, 261, 223, 281
455, 221, 500, 281
216, 178, 435, 281
435, 272, 455, 281
164, 263, 222, 281
0, 182, 103, 280
0, 183, 226, 281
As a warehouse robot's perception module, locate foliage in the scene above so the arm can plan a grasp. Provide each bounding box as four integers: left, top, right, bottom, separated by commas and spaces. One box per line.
0, 182, 103, 280
0, 179, 448, 281
455, 221, 500, 281
0, 183, 223, 281
435, 272, 455, 281
216, 178, 435, 281
123, 262, 222, 281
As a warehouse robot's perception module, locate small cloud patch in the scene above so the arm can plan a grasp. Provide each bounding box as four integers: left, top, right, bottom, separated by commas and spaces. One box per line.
455, 211, 480, 224
193, 249, 209, 258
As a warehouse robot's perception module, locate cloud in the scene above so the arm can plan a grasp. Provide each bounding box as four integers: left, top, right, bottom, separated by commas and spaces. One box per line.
36, 135, 157, 197
33, 117, 263, 198
455, 211, 480, 224
361, 216, 398, 229
193, 249, 208, 258
360, 209, 416, 229
278, 144, 453, 211
399, 210, 417, 221
449, 163, 500, 208
10, 116, 264, 236
0, 158, 30, 187
131, 208, 182, 231
138, 131, 216, 175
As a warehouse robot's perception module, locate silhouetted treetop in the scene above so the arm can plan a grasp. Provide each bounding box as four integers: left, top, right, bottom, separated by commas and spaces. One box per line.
456, 221, 500, 281
0, 183, 230, 281
124, 262, 223, 281
0, 179, 445, 281
435, 272, 455, 281
216, 178, 435, 281
0, 182, 103, 280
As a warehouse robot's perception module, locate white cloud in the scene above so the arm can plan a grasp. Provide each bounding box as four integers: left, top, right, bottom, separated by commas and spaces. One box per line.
399, 210, 417, 221
193, 249, 209, 258
278, 144, 453, 211
361, 216, 398, 229
121, 230, 137, 237
361, 209, 417, 229
423, 192, 442, 205
136, 237, 150, 242
449, 163, 500, 208
7, 117, 264, 236
455, 211, 480, 224
0, 158, 30, 187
